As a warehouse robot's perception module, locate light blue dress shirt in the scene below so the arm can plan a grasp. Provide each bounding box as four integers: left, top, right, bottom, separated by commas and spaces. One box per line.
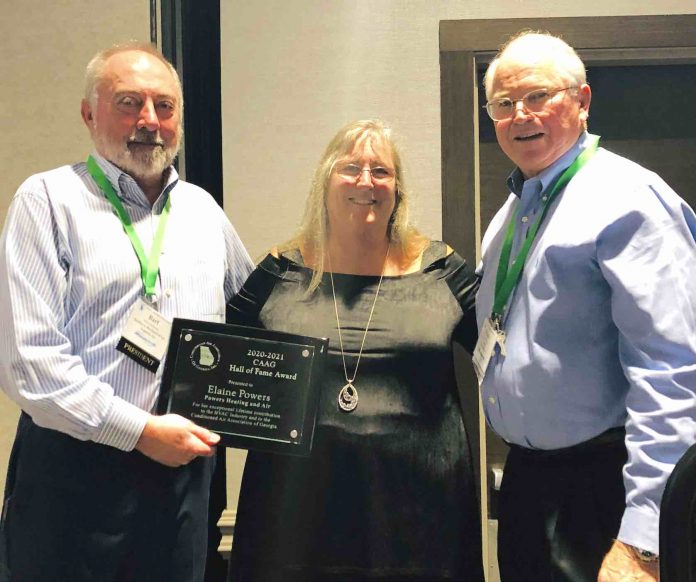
476, 132, 696, 553
0, 154, 253, 452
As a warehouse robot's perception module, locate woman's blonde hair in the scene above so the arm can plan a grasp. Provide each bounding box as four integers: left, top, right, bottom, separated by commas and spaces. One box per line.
278, 119, 427, 294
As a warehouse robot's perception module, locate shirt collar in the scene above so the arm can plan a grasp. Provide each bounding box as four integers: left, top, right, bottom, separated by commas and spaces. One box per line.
506, 131, 594, 198
90, 151, 179, 210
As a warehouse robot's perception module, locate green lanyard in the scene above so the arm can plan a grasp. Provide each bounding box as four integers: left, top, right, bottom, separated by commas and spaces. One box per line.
86, 155, 171, 299
492, 135, 600, 321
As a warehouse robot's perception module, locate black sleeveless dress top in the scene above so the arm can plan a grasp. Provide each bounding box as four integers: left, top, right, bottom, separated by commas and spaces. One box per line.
226, 241, 484, 582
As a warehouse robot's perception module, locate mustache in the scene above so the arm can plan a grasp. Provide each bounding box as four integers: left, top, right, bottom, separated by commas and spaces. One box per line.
127, 129, 165, 148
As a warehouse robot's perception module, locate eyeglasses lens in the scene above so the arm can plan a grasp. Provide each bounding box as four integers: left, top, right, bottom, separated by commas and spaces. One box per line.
337, 164, 394, 182
487, 88, 560, 121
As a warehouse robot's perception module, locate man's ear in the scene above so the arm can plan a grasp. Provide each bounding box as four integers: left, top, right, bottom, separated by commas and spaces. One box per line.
81, 99, 95, 129
578, 83, 592, 123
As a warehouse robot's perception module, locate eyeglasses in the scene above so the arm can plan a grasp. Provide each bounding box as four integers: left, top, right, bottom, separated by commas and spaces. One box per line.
335, 163, 395, 183
484, 87, 577, 121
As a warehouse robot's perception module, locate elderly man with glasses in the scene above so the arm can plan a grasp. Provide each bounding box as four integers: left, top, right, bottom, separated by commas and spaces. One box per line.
474, 31, 696, 582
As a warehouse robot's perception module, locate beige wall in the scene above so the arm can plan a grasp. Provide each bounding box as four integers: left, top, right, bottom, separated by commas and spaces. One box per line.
0, 0, 150, 491
219, 0, 696, 515
220, 0, 696, 261
0, 0, 151, 227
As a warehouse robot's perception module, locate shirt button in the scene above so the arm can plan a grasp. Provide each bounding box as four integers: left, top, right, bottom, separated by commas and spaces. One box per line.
521, 216, 529, 223
542, 196, 548, 202
164, 289, 173, 297
488, 396, 496, 404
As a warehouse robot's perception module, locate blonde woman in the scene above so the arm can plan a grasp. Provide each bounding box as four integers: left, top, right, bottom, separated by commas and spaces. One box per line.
227, 120, 483, 582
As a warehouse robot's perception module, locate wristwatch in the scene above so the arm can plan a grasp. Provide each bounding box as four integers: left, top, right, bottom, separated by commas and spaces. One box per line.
628, 544, 659, 563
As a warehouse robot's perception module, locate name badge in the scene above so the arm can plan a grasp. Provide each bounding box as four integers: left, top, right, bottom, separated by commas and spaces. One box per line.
116, 298, 172, 372
473, 317, 507, 384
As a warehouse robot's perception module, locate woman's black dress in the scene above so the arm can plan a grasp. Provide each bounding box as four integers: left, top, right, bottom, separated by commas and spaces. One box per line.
227, 241, 484, 582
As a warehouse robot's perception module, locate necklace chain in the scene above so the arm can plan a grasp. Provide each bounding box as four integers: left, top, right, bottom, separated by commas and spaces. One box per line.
329, 245, 390, 386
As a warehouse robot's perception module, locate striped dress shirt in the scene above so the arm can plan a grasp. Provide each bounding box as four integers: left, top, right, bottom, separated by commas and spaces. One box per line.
0, 153, 253, 451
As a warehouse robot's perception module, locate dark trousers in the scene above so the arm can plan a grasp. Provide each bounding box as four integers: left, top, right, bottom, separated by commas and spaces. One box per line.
497, 428, 627, 582
0, 412, 215, 582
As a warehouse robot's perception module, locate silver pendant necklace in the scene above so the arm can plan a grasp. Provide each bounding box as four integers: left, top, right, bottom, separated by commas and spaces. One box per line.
329, 245, 390, 413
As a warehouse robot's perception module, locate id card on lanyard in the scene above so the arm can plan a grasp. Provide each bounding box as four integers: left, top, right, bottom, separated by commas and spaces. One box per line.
86, 155, 173, 372
473, 135, 600, 384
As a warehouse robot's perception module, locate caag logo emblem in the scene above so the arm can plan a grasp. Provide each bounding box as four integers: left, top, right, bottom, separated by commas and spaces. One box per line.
190, 341, 221, 371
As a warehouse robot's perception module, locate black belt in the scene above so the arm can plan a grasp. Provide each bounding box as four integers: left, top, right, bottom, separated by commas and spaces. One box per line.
507, 426, 626, 461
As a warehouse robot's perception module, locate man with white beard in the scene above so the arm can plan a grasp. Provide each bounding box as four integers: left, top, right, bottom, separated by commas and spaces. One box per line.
0, 42, 253, 581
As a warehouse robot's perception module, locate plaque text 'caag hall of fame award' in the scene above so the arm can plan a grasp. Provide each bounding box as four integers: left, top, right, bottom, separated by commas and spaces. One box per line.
158, 319, 328, 456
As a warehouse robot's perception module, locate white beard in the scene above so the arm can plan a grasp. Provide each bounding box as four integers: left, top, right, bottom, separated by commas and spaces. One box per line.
95, 127, 181, 181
